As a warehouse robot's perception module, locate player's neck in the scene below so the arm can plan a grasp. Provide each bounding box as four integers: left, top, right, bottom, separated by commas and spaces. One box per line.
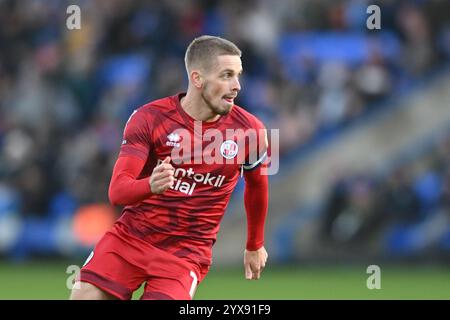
180, 91, 220, 123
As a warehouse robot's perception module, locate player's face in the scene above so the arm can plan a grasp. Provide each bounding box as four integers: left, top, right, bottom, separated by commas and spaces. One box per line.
201, 55, 242, 116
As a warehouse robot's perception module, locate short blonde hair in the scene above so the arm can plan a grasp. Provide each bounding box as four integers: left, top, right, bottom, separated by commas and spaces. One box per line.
184, 35, 242, 73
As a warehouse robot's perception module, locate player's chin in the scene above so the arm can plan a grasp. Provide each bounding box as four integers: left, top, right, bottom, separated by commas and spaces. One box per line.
217, 101, 233, 115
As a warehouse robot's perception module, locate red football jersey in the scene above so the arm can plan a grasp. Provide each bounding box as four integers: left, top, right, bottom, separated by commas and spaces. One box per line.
116, 93, 266, 267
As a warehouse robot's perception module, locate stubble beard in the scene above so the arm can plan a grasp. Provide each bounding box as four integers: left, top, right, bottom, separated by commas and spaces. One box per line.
201, 83, 232, 116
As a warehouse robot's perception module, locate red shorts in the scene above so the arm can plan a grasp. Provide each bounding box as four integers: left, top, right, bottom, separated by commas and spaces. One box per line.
77, 223, 209, 300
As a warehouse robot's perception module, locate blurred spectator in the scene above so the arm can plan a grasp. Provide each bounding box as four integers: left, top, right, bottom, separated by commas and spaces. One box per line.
319, 130, 450, 257
319, 173, 380, 246
380, 167, 421, 224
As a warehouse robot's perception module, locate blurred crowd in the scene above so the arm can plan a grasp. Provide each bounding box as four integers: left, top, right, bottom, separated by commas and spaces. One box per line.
0, 0, 449, 224
319, 131, 450, 258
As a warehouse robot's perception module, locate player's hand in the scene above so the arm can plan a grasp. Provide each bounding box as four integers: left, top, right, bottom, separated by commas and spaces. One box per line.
150, 156, 175, 194
244, 246, 268, 280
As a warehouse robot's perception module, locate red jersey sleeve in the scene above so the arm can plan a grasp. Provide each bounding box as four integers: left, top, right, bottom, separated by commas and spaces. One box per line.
242, 115, 269, 251
109, 109, 154, 206
119, 109, 152, 161
108, 156, 153, 206
243, 161, 269, 251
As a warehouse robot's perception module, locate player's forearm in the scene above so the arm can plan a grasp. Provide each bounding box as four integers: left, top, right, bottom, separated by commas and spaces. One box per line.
108, 156, 152, 206
109, 174, 152, 206
244, 167, 268, 251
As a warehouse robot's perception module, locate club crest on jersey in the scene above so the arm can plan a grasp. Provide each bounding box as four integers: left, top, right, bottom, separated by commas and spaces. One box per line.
166, 132, 181, 147
220, 140, 238, 159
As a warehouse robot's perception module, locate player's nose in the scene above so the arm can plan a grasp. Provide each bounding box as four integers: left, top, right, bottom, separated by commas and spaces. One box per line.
231, 76, 241, 92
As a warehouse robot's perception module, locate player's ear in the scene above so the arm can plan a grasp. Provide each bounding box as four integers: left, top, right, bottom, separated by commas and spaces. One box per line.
190, 70, 203, 89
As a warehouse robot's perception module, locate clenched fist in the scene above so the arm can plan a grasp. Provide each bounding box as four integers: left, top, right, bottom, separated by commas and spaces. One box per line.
149, 156, 175, 194
244, 246, 268, 280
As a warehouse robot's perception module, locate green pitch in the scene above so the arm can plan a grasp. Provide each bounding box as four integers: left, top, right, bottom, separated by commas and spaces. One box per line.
0, 261, 449, 300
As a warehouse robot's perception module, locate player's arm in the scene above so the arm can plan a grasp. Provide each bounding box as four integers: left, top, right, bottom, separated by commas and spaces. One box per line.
108, 109, 174, 206
242, 123, 269, 280
243, 164, 269, 280
108, 156, 174, 206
